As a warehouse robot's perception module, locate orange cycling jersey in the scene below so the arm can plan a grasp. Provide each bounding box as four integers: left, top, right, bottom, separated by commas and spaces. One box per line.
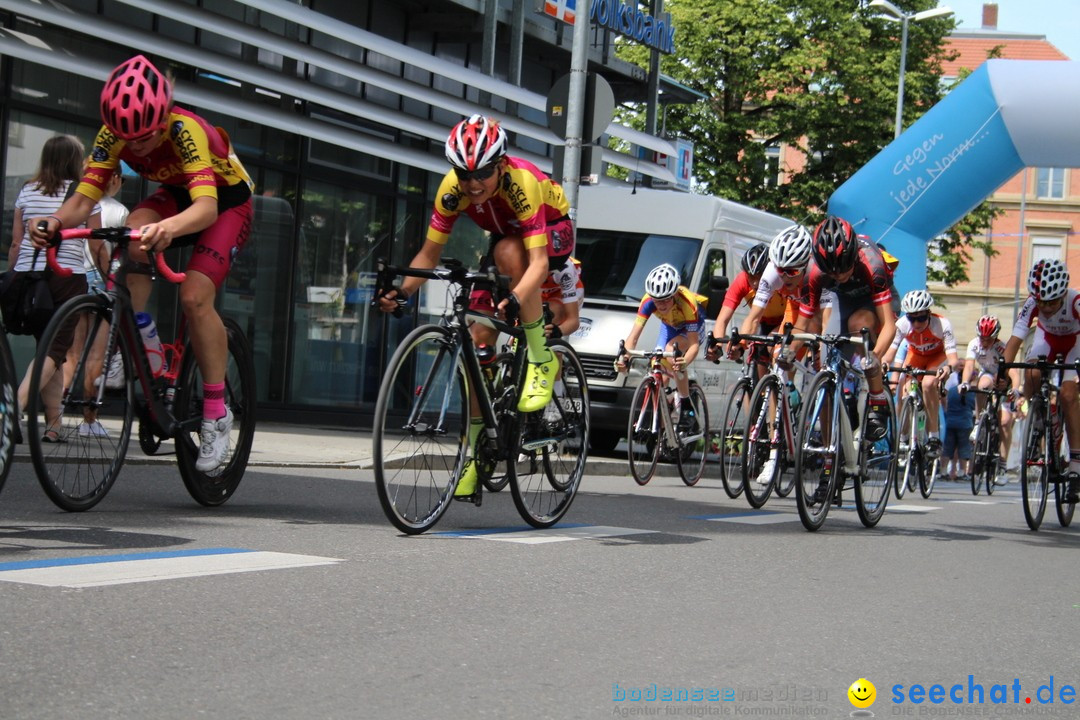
427, 156, 571, 254
78, 107, 254, 210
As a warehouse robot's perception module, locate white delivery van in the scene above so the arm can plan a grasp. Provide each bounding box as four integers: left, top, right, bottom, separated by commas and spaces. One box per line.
570, 184, 795, 454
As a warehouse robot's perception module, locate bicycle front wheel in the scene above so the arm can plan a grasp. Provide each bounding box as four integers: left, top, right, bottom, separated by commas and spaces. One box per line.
479, 352, 514, 493
28, 294, 133, 511
0, 332, 17, 496
895, 397, 921, 500
373, 325, 469, 534
984, 420, 1000, 495
175, 318, 257, 506
627, 376, 661, 485
1055, 480, 1075, 527
743, 374, 780, 508
718, 378, 751, 498
794, 372, 840, 532
510, 340, 588, 528
675, 382, 709, 487
1020, 402, 1048, 531
856, 392, 895, 528
971, 419, 988, 495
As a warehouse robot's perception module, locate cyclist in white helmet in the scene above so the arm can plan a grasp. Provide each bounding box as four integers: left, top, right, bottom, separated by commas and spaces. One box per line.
1003, 259, 1080, 501
616, 263, 706, 431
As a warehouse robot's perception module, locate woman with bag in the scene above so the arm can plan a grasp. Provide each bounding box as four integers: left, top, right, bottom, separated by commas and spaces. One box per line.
8, 134, 101, 441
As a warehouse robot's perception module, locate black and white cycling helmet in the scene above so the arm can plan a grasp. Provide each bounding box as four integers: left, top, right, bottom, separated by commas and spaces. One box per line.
645, 263, 680, 300
900, 289, 934, 315
741, 243, 770, 277
1028, 258, 1070, 302
768, 224, 813, 270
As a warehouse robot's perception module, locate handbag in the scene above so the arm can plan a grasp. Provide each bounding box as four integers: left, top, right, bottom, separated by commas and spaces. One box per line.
0, 262, 53, 335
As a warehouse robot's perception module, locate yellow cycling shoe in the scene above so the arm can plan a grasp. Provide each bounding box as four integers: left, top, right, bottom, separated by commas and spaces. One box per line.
453, 459, 478, 499
517, 355, 560, 413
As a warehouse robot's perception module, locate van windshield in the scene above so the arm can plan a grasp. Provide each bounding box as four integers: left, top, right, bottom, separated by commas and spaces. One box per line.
574, 229, 702, 302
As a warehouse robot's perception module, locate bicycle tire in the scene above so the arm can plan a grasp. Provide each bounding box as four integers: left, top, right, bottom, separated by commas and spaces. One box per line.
919, 449, 939, 499
28, 294, 133, 511
743, 374, 780, 508
856, 391, 895, 528
479, 352, 513, 493
970, 420, 987, 495
0, 331, 17, 496
794, 372, 840, 532
1020, 401, 1048, 531
895, 396, 921, 500
373, 325, 468, 534
718, 378, 751, 498
1054, 480, 1075, 527
675, 382, 709, 487
984, 420, 1000, 495
627, 376, 661, 486
175, 317, 256, 507
509, 340, 588, 528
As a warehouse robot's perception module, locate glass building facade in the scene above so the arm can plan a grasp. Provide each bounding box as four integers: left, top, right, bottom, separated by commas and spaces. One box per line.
0, 0, 675, 425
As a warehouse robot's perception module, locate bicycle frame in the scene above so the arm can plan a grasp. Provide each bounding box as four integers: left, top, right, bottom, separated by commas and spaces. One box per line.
815, 336, 872, 482
625, 350, 693, 453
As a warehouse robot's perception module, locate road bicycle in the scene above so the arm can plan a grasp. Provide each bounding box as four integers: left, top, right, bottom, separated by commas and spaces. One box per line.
371, 258, 589, 534
26, 226, 256, 511
707, 332, 764, 499
793, 330, 897, 531
0, 330, 17, 497
618, 342, 709, 487
1001, 356, 1078, 531
888, 366, 943, 500
967, 384, 1009, 496
742, 325, 817, 509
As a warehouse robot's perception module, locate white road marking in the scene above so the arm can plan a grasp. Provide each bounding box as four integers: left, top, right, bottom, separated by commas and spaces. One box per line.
437, 525, 656, 544
707, 513, 800, 525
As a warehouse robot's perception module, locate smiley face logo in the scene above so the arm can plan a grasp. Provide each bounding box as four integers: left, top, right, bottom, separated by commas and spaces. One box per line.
848, 678, 876, 708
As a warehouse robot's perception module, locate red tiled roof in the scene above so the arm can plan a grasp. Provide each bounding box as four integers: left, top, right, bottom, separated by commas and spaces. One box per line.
943, 34, 1069, 76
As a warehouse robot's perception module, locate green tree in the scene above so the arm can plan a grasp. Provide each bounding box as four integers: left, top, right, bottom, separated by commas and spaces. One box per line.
614, 0, 995, 286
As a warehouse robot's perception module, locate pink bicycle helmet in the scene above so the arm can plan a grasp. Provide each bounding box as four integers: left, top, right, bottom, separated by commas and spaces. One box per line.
445, 115, 507, 171
100, 55, 173, 140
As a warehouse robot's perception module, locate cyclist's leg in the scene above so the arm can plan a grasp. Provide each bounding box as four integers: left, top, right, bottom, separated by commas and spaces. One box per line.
455, 287, 499, 499
847, 304, 890, 439
1060, 347, 1080, 500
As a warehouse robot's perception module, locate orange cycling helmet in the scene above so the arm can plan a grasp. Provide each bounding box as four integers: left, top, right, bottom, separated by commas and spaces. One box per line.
100, 55, 173, 141
445, 114, 507, 171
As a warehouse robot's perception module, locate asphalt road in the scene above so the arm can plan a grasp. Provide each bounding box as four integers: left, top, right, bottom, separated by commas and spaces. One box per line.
0, 458, 1077, 720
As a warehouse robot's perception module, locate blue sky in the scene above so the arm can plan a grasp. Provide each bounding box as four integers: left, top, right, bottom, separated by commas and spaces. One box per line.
946, 0, 1080, 60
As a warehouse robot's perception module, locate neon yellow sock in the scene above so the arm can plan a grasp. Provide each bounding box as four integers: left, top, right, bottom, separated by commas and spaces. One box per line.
521, 316, 553, 364
468, 417, 484, 450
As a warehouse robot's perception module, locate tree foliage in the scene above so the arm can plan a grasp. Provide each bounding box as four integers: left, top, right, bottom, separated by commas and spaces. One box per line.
613, 0, 995, 285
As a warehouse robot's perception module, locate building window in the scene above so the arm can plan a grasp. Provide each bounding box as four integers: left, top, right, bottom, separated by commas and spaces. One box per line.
1030, 234, 1063, 264
763, 145, 781, 190
1036, 168, 1066, 200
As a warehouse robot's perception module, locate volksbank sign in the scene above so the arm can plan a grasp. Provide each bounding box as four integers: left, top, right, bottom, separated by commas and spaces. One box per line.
590, 0, 677, 54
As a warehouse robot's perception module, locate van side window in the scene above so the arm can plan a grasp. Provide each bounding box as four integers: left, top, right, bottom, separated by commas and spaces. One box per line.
696, 248, 727, 297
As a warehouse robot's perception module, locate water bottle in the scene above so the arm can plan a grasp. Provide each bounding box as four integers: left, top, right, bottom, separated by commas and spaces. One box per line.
135, 312, 167, 378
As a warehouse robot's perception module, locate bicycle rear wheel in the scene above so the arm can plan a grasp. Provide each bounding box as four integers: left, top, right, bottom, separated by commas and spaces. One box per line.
373, 325, 468, 534
895, 397, 921, 500
984, 420, 1000, 496
919, 442, 939, 499
675, 382, 709, 487
743, 375, 780, 508
794, 372, 840, 532
1055, 480, 1075, 527
856, 392, 895, 528
627, 376, 661, 485
718, 378, 751, 498
510, 340, 588, 528
970, 419, 988, 495
1020, 402, 1048, 531
28, 294, 133, 511
0, 332, 17, 496
175, 318, 257, 506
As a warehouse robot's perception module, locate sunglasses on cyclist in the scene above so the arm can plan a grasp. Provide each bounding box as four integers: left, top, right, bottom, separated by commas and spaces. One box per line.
908, 313, 930, 323
454, 163, 499, 183
777, 266, 804, 278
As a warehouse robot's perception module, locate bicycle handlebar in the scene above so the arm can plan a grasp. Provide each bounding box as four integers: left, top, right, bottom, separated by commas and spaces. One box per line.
40, 224, 186, 283
373, 257, 512, 318
999, 356, 1080, 373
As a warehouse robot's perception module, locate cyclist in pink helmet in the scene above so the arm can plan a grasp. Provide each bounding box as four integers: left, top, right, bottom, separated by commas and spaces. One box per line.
377, 114, 574, 502
31, 54, 255, 474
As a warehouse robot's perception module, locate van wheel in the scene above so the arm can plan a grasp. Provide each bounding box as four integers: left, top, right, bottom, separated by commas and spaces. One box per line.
589, 429, 621, 456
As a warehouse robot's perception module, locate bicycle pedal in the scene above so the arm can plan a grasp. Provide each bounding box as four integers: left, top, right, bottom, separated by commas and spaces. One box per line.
452, 492, 483, 506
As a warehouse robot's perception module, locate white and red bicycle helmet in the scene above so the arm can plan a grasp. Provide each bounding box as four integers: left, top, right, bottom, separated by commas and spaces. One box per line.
100, 55, 173, 140
976, 315, 1000, 338
445, 114, 507, 171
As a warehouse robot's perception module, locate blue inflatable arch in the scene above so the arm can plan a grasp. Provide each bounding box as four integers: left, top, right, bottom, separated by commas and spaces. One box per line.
828, 59, 1080, 294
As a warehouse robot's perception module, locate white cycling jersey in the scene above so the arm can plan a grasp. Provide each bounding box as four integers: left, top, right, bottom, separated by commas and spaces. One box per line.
1011, 289, 1080, 339
966, 337, 1006, 376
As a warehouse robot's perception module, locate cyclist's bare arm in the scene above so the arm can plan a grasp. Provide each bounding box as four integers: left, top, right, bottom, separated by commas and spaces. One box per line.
1002, 335, 1025, 393
137, 195, 217, 253
616, 323, 647, 372
376, 238, 443, 312
29, 191, 97, 246
871, 303, 896, 362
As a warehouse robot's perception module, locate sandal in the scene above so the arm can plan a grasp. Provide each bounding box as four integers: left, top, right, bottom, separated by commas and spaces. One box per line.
42, 427, 65, 444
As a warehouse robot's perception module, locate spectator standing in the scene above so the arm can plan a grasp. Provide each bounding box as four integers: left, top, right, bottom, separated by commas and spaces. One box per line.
942, 371, 975, 483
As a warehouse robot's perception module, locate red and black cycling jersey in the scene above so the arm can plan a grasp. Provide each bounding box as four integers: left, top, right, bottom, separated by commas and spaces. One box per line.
798, 238, 894, 318
427, 156, 571, 254
77, 107, 254, 211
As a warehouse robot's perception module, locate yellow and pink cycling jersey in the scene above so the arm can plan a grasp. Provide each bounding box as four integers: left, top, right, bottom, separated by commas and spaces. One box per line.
427, 156, 572, 257
78, 107, 253, 211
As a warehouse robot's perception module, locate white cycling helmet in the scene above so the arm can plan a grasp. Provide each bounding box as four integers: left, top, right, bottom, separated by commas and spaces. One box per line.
768, 224, 813, 270
1028, 259, 1070, 302
900, 289, 934, 315
645, 263, 680, 300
